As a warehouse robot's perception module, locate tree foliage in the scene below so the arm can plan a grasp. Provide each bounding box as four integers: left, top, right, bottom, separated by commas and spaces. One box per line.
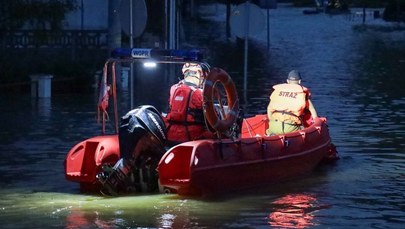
383, 0, 405, 21
0, 0, 77, 31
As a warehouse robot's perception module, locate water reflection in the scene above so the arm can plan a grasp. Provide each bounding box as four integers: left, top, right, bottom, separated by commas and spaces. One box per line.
268, 193, 329, 228
31, 98, 52, 119
157, 213, 176, 228
65, 208, 129, 229
58, 194, 231, 228
65, 209, 99, 229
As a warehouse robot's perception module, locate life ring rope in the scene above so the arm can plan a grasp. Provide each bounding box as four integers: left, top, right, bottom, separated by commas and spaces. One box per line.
203, 68, 239, 133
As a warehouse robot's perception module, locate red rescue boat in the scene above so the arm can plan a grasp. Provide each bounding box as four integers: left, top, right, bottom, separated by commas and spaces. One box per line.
64, 48, 338, 196
157, 114, 338, 196
65, 135, 120, 191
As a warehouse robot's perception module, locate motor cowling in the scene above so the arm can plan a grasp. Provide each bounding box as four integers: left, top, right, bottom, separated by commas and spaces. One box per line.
97, 105, 167, 195
119, 105, 166, 161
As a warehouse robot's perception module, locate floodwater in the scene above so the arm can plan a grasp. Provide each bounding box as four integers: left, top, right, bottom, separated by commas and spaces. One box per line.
1, 3, 404, 229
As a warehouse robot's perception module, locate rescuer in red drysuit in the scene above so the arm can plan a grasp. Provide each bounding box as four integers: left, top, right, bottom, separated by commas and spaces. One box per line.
164, 63, 213, 144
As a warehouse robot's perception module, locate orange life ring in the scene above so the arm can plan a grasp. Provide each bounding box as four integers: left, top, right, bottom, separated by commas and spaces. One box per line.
203, 68, 239, 133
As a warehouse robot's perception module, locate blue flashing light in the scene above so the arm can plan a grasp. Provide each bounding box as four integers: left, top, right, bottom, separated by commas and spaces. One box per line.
110, 48, 132, 58
166, 49, 202, 61
111, 48, 203, 62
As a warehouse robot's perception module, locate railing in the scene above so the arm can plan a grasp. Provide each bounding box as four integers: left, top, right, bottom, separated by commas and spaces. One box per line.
1, 30, 108, 49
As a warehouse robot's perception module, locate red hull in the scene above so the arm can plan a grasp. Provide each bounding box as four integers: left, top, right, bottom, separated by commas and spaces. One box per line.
158, 115, 337, 196
64, 135, 120, 189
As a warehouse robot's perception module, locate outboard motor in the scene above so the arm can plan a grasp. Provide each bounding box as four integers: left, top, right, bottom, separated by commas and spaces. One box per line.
97, 105, 167, 196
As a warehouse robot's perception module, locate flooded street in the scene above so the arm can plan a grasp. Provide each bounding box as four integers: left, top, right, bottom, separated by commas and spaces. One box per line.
1, 3, 404, 228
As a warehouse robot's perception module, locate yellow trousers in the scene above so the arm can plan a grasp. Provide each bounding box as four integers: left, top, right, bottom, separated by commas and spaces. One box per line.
266, 119, 302, 135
